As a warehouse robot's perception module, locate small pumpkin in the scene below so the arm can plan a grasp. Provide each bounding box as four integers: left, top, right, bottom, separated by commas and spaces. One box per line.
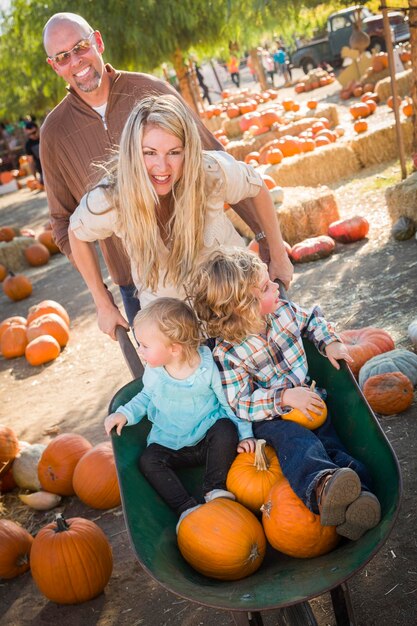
0, 264, 7, 282
353, 119, 368, 134
261, 478, 340, 558
328, 215, 369, 243
0, 323, 28, 359
283, 400, 328, 430
391, 216, 416, 241
408, 319, 417, 350
0, 425, 20, 468
19, 491, 62, 510
25, 335, 61, 366
27, 313, 69, 347
0, 520, 33, 579
0, 467, 16, 493
0, 226, 15, 242
0, 316, 27, 342
362, 371, 414, 415
72, 442, 121, 509
349, 102, 371, 119
277, 135, 302, 158
2, 272, 32, 301
27, 299, 70, 327
38, 433, 92, 495
37, 230, 61, 254
12, 442, 46, 491
226, 439, 283, 513
358, 349, 417, 388
24, 243, 50, 267
338, 327, 395, 378
30, 514, 113, 604
177, 499, 266, 581
290, 235, 335, 264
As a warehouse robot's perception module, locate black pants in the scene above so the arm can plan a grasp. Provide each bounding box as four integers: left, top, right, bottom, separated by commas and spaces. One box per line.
230, 72, 240, 87
139, 419, 238, 515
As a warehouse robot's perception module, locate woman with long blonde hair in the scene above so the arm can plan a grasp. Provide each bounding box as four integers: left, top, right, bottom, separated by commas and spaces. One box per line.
69, 94, 291, 338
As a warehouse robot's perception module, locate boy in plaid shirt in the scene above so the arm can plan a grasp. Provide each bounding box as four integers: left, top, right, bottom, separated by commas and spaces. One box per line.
193, 249, 381, 541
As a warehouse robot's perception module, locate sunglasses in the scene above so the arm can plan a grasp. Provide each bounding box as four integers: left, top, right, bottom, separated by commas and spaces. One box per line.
47, 32, 96, 67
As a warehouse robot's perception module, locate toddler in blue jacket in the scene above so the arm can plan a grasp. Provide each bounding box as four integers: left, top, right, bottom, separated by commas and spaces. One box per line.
105, 297, 252, 530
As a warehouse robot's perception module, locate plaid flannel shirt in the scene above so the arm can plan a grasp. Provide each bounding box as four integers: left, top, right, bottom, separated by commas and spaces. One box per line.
214, 300, 340, 424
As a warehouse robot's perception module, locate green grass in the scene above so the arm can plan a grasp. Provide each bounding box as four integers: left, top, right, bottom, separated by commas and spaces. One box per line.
362, 160, 414, 191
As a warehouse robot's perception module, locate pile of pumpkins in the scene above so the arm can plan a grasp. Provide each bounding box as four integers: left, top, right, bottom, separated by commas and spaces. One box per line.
0, 427, 119, 604
0, 299, 70, 366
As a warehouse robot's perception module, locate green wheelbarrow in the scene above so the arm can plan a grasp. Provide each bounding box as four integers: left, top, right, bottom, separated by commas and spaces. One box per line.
109, 326, 401, 626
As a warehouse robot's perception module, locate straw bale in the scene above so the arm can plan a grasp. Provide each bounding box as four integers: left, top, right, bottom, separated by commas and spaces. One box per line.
203, 115, 224, 133
226, 185, 340, 245
312, 103, 339, 127
349, 118, 412, 168
264, 144, 361, 188
375, 69, 412, 102
385, 171, 417, 223
0, 236, 34, 272
222, 117, 242, 138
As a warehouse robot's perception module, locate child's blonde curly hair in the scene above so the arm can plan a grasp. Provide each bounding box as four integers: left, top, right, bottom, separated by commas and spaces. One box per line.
133, 297, 201, 363
192, 248, 266, 343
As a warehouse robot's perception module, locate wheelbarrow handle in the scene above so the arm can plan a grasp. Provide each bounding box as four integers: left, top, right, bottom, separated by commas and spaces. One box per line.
115, 325, 144, 380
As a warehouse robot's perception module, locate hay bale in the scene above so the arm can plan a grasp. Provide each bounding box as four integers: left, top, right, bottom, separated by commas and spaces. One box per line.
226, 185, 340, 245
312, 103, 339, 127
385, 171, 417, 223
265, 144, 361, 187
349, 118, 412, 168
203, 115, 224, 133
222, 117, 242, 138
375, 69, 412, 102
0, 236, 34, 272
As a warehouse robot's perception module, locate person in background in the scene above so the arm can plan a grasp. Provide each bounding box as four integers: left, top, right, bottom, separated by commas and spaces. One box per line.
41, 12, 292, 333
24, 122, 44, 187
227, 55, 240, 88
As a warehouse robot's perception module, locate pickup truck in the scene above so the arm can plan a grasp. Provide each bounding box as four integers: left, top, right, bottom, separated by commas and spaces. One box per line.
292, 5, 409, 74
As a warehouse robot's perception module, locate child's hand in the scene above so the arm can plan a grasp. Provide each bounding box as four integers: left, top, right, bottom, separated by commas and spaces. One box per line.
237, 438, 257, 453
104, 412, 127, 436
325, 341, 353, 370
282, 387, 325, 420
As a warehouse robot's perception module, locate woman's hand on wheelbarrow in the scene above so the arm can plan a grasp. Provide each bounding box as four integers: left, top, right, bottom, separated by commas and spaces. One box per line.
325, 341, 354, 370
96, 300, 130, 340
104, 412, 127, 436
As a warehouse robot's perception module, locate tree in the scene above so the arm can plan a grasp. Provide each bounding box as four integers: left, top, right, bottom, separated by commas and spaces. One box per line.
409, 0, 417, 160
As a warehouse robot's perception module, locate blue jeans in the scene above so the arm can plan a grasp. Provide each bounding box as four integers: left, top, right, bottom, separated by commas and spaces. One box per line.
119, 284, 141, 327
139, 419, 238, 516
253, 416, 372, 514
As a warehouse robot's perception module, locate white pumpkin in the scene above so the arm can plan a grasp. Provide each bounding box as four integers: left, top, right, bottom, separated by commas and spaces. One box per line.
19, 491, 61, 511
408, 319, 417, 350
12, 443, 46, 491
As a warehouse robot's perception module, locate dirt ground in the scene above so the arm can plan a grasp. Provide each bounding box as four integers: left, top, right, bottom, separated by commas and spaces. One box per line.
1, 97, 417, 625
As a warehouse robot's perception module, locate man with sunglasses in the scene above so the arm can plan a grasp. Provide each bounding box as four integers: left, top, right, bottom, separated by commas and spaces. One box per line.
41, 12, 293, 336
24, 122, 44, 188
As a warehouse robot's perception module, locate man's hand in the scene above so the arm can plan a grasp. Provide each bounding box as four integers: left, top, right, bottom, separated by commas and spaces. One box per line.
96, 301, 129, 340
259, 239, 293, 290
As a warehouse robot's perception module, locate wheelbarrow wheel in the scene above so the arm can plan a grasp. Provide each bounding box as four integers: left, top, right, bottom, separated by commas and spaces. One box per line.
231, 603, 318, 626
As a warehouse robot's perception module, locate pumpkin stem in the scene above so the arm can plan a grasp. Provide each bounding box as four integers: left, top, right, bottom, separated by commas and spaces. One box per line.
310, 380, 316, 391
54, 513, 70, 532
260, 501, 271, 517
253, 439, 269, 471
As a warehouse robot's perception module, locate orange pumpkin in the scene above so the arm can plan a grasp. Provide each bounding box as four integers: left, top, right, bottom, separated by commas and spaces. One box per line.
27, 299, 70, 327
314, 135, 331, 147
349, 102, 371, 119
37, 230, 61, 254
0, 467, 17, 493
226, 104, 240, 119
244, 151, 260, 165
0, 316, 27, 342
0, 264, 7, 282
2, 272, 32, 301
0, 227, 15, 242
290, 235, 335, 263
38, 433, 92, 495
24, 243, 50, 267
282, 401, 327, 430
282, 98, 295, 112
0, 425, 20, 467
338, 327, 395, 378
306, 99, 318, 110
259, 110, 281, 127
27, 313, 70, 347
277, 136, 301, 158
226, 439, 283, 512
25, 335, 61, 366
30, 514, 113, 604
354, 119, 368, 134
0, 520, 33, 579
261, 174, 277, 190
387, 95, 402, 110
177, 499, 266, 580
402, 98, 413, 118
266, 148, 283, 165
328, 215, 369, 243
363, 371, 414, 415
0, 324, 28, 359
261, 478, 340, 558
73, 442, 121, 509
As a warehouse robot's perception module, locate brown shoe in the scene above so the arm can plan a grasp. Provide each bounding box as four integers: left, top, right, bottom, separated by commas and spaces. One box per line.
337, 492, 381, 541
316, 468, 362, 526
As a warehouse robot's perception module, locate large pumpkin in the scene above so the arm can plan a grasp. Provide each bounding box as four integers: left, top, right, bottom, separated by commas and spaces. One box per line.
24, 243, 50, 267
0, 316, 27, 342
73, 442, 121, 509
362, 372, 414, 415
407, 318, 417, 350
27, 299, 70, 327
338, 327, 395, 378
358, 349, 417, 388
0, 520, 33, 579
37, 230, 61, 254
26, 313, 69, 347
30, 514, 113, 604
290, 235, 335, 263
177, 499, 266, 581
38, 433, 92, 495
0, 323, 28, 359
226, 439, 283, 513
2, 272, 32, 301
261, 478, 340, 558
328, 216, 369, 243
25, 335, 61, 366
0, 425, 20, 468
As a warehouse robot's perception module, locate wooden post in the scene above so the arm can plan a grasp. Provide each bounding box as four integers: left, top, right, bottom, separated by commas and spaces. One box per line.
380, 0, 407, 179
409, 0, 417, 165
